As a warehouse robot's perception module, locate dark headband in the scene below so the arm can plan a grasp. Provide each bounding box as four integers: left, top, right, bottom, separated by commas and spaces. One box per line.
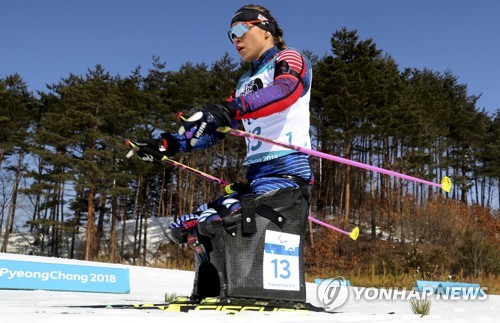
230, 8, 276, 36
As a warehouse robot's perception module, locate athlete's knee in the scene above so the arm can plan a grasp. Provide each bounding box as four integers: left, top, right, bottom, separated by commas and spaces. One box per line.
167, 226, 188, 244
198, 198, 241, 238
197, 208, 222, 238
221, 197, 241, 214
167, 213, 199, 244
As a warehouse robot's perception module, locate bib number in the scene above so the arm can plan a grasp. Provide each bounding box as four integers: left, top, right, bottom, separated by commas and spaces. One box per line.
263, 230, 300, 291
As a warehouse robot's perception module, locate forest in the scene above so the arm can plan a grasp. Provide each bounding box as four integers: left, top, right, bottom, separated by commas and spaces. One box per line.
1, 29, 499, 291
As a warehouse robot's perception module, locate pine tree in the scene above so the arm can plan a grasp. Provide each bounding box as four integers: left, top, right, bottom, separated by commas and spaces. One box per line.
0, 74, 35, 251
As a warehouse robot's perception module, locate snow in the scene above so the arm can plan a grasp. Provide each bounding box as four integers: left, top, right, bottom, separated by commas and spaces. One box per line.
0, 252, 498, 323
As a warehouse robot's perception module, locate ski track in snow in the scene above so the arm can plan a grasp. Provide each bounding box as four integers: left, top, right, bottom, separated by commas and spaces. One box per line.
0, 253, 498, 323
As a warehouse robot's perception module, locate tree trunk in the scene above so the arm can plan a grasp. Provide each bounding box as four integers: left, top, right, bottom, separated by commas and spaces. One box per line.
159, 169, 167, 217
461, 155, 468, 203
1, 149, 23, 252
343, 140, 352, 226
142, 177, 150, 266
369, 135, 376, 239
132, 176, 143, 265
119, 197, 127, 263
0, 147, 5, 168
94, 193, 106, 258
110, 190, 118, 263
84, 186, 96, 261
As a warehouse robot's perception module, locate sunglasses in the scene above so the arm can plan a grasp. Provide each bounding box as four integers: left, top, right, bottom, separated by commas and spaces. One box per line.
227, 20, 263, 43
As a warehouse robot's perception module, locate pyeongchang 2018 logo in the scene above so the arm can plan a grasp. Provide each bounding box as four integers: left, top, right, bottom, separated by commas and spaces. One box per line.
316, 276, 350, 311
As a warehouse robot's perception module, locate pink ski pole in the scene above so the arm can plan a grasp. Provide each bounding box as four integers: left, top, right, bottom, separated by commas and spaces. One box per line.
218, 127, 452, 193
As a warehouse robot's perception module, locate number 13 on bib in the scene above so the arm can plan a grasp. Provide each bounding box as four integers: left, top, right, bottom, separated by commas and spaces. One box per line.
263, 230, 300, 291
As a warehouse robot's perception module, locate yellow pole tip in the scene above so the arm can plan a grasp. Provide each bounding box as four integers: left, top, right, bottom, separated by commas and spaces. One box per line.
349, 227, 359, 240
441, 176, 452, 193
225, 185, 235, 195
217, 126, 231, 133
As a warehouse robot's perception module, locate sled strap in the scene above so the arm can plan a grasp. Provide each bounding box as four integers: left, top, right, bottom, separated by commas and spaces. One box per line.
240, 194, 287, 234
240, 194, 257, 234
256, 204, 286, 229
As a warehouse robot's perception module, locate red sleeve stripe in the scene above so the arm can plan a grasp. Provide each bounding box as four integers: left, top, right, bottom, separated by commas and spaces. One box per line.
276, 50, 304, 74
236, 77, 303, 119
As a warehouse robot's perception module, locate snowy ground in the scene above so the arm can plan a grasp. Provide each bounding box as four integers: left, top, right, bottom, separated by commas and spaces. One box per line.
0, 253, 498, 323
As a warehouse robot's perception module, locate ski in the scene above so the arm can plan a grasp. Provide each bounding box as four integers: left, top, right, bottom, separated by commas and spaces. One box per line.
62, 296, 336, 313
63, 302, 172, 310
162, 297, 331, 313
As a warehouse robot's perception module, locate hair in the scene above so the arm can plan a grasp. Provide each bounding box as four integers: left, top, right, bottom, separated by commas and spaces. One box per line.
239, 4, 287, 50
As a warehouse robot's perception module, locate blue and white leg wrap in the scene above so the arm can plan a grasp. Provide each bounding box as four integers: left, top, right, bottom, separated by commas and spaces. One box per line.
198, 197, 241, 238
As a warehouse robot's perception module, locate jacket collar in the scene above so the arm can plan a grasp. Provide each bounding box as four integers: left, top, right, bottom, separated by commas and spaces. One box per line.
251, 46, 280, 74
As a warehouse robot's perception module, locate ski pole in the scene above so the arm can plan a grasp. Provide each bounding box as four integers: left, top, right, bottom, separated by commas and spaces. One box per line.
126, 139, 359, 240
308, 216, 359, 240
217, 127, 452, 193
126, 139, 227, 187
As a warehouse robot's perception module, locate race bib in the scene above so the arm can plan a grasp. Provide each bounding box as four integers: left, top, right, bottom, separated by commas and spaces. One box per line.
263, 230, 300, 291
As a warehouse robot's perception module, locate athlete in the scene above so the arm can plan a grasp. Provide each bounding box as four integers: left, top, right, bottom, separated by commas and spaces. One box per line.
129, 4, 313, 245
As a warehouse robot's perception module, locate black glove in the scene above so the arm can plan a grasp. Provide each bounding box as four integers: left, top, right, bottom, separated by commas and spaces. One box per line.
224, 181, 252, 195
126, 133, 179, 163
178, 102, 237, 146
